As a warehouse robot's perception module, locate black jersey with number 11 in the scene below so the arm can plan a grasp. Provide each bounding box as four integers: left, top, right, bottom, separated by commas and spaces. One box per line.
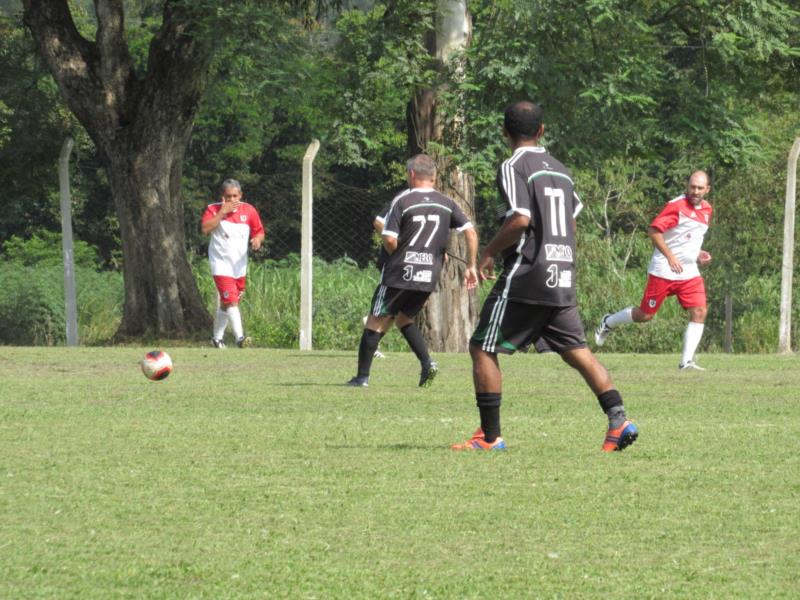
381, 188, 473, 292
492, 146, 583, 306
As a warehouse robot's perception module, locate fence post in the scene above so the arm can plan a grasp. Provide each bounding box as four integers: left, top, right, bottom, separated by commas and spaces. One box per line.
778, 137, 800, 354
300, 140, 320, 351
59, 138, 79, 347
724, 293, 733, 353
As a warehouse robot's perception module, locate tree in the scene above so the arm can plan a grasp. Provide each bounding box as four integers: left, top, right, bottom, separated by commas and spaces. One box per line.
22, 0, 215, 337
409, 0, 478, 352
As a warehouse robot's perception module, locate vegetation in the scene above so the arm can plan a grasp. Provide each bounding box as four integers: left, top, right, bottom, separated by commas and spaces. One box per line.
2, 348, 799, 597
0, 0, 798, 346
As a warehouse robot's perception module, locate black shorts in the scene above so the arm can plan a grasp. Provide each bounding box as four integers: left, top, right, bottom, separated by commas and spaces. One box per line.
470, 295, 587, 355
370, 285, 430, 318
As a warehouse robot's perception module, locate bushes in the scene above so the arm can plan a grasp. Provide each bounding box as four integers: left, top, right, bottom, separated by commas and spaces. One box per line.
0, 243, 791, 352
0, 233, 122, 346
0, 263, 122, 345
195, 255, 409, 351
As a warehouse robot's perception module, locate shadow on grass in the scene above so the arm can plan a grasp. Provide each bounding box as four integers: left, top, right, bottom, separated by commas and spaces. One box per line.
325, 443, 446, 450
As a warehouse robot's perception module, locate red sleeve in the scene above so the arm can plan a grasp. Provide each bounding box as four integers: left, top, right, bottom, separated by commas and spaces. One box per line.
247, 205, 265, 238
201, 204, 219, 224
649, 201, 681, 233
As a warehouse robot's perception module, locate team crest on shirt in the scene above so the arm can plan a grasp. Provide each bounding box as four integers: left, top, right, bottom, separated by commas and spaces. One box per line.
545, 244, 573, 262
223, 291, 230, 299
648, 299, 657, 308
404, 251, 433, 265
240, 214, 247, 222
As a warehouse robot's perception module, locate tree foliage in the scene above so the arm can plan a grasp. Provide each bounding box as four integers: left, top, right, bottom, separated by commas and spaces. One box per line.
1, 0, 799, 343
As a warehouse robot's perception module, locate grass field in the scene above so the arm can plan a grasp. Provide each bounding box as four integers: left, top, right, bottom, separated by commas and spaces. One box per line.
2, 347, 799, 598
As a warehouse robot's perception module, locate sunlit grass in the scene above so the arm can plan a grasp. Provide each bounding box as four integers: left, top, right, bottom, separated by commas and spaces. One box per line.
1, 348, 799, 597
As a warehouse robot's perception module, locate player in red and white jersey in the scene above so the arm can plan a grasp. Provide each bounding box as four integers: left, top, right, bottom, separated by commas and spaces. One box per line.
201, 179, 265, 348
595, 171, 713, 370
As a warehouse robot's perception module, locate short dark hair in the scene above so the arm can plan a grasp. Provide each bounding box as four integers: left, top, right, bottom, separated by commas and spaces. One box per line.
504, 101, 544, 141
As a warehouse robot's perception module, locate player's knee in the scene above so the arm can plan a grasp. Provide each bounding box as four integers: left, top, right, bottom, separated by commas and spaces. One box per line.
689, 306, 707, 322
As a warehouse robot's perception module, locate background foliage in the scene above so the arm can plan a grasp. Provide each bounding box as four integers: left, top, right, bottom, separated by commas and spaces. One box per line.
0, 0, 798, 349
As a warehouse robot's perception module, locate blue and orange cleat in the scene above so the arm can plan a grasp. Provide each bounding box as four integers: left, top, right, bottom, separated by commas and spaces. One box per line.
602, 420, 638, 452
451, 428, 506, 451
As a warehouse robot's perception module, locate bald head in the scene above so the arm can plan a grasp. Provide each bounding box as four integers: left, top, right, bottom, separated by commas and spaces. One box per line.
686, 171, 711, 205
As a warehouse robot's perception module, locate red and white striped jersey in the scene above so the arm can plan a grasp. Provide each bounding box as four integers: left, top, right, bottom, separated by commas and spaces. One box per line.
201, 202, 264, 278
647, 194, 712, 281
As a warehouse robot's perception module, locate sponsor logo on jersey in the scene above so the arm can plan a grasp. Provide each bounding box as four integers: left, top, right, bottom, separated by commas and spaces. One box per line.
412, 270, 432, 283
558, 270, 572, 288
404, 251, 434, 265
545, 244, 573, 262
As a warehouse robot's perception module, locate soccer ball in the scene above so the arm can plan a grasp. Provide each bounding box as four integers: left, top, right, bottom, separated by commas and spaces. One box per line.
140, 350, 173, 381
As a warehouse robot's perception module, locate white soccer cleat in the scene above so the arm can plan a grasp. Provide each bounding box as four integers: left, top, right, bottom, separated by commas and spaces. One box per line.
595, 314, 613, 346
679, 360, 706, 371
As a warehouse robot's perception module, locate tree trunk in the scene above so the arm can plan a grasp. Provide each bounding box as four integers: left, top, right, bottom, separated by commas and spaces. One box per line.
408, 0, 476, 352
23, 0, 213, 338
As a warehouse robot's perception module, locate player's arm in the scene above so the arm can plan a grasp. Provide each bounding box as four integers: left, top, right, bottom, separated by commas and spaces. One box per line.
477, 212, 530, 281
201, 201, 238, 235
647, 226, 683, 273
201, 209, 226, 236
250, 231, 265, 251
462, 226, 479, 290
382, 234, 398, 255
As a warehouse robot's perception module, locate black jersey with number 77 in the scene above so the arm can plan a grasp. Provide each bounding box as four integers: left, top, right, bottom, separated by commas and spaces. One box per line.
492, 146, 583, 306
381, 187, 473, 292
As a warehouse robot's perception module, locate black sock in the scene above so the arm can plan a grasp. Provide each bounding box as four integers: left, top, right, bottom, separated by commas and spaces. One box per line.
357, 329, 384, 378
400, 323, 431, 366
597, 389, 626, 428
476, 392, 502, 443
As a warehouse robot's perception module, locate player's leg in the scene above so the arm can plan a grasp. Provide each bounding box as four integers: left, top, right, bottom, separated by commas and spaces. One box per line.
395, 292, 438, 387
595, 276, 664, 346
229, 277, 250, 347
678, 277, 708, 370
452, 296, 538, 450
211, 276, 236, 348
546, 306, 638, 451
561, 347, 639, 451
347, 285, 395, 386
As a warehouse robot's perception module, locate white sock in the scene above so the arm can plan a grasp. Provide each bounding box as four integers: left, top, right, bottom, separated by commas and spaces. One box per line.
607, 307, 635, 329
213, 309, 228, 341
681, 322, 705, 364
227, 306, 244, 340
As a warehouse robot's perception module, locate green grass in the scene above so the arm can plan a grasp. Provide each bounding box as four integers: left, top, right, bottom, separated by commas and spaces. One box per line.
1, 348, 799, 598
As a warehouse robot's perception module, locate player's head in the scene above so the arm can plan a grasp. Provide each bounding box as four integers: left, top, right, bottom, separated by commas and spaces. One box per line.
503, 101, 544, 144
406, 154, 437, 186
220, 179, 243, 203
686, 171, 710, 205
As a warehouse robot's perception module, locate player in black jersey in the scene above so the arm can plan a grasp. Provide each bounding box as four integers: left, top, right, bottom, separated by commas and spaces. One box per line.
346, 154, 478, 387
452, 101, 638, 452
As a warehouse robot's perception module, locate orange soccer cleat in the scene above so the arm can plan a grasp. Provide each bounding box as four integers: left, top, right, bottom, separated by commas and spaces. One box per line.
602, 420, 639, 452
451, 428, 506, 450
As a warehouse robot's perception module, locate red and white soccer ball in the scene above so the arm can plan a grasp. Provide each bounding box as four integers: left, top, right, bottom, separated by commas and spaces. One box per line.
140, 350, 173, 381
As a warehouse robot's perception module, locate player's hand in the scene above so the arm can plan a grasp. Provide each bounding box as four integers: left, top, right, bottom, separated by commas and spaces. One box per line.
463, 266, 479, 290
220, 199, 240, 215
250, 238, 262, 251
698, 250, 712, 266
668, 255, 683, 274
478, 254, 496, 282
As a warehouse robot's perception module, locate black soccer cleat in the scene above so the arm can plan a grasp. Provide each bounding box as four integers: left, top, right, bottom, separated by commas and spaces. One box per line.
419, 361, 439, 388
345, 376, 369, 387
